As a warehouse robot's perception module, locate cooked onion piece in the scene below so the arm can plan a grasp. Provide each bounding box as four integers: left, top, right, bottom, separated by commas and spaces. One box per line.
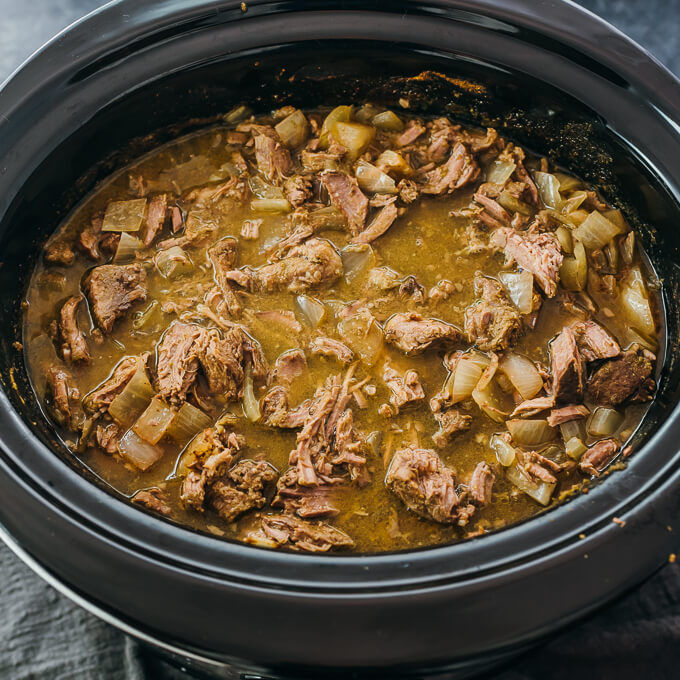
506, 419, 555, 446
499, 353, 543, 400
102, 198, 147, 232
506, 464, 556, 506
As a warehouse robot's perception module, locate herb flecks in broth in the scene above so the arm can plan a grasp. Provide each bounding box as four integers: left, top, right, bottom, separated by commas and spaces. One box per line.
24, 104, 661, 553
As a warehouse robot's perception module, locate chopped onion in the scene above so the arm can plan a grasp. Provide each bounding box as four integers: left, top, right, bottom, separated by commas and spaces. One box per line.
573, 210, 624, 249
166, 401, 213, 443
372, 110, 404, 131
500, 353, 543, 400
117, 429, 163, 471
113, 232, 143, 263
274, 109, 309, 148
242, 366, 260, 422
552, 172, 582, 192
621, 267, 656, 337
603, 208, 627, 231
337, 308, 384, 365
490, 433, 516, 466
565, 437, 588, 460
102, 198, 147, 232
341, 243, 376, 282
559, 419, 584, 443
307, 206, 346, 230
449, 354, 488, 403
108, 363, 155, 428
555, 226, 573, 254
498, 191, 533, 216
472, 378, 508, 423
133, 396, 177, 445
355, 160, 397, 194
376, 149, 413, 177
559, 257, 580, 292
223, 104, 251, 123
499, 270, 534, 314
588, 407, 623, 437
507, 419, 555, 446
251, 198, 291, 213
295, 295, 326, 327
506, 463, 555, 506
534, 171, 563, 210
319, 105, 353, 148
248, 176, 284, 199
155, 246, 193, 279
561, 190, 588, 213
332, 122, 376, 161
566, 209, 589, 226
132, 300, 160, 330
486, 160, 516, 185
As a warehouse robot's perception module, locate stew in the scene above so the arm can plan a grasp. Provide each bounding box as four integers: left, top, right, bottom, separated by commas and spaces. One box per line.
23, 103, 661, 553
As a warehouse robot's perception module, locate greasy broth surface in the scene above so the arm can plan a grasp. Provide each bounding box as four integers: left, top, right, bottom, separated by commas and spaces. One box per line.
24, 107, 659, 552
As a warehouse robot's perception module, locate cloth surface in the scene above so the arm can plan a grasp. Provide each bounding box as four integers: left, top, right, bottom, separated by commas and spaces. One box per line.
1, 1, 679, 678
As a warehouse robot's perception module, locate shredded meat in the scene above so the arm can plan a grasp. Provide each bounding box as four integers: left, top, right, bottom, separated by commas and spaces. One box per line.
259, 514, 353, 552
579, 439, 619, 476
464, 273, 521, 351
432, 408, 472, 447
469, 462, 495, 506
547, 404, 590, 427
351, 202, 399, 244
44, 240, 75, 266
131, 487, 172, 516
180, 426, 245, 510
272, 468, 340, 517
284, 176, 313, 207
491, 227, 563, 297
510, 395, 555, 418
384, 312, 462, 354
207, 459, 278, 522
383, 364, 424, 411
571, 320, 621, 362
95, 421, 120, 454
261, 387, 312, 429
157, 321, 267, 405
587, 345, 655, 406
421, 142, 479, 195
551, 327, 584, 404
395, 121, 426, 147
140, 193, 168, 246
226, 238, 342, 293
273, 349, 307, 385
58, 296, 89, 363
208, 238, 242, 316
288, 366, 368, 486
252, 125, 293, 181
386, 447, 475, 525
84, 263, 147, 333
45, 366, 82, 431
309, 336, 354, 364
320, 172, 369, 235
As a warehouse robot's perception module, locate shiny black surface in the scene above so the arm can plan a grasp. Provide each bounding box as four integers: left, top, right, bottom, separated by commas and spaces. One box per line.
0, 1, 679, 677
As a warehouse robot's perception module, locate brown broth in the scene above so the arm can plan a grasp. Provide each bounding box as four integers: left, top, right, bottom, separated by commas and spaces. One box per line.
23, 106, 661, 553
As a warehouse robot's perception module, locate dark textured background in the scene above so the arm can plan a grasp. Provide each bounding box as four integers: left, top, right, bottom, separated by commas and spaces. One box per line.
1, 1, 679, 678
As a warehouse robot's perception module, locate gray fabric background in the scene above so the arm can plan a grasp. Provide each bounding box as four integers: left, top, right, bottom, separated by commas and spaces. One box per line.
1, 1, 679, 678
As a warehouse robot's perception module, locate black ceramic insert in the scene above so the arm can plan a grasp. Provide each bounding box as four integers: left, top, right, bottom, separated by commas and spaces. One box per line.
0, 1, 679, 678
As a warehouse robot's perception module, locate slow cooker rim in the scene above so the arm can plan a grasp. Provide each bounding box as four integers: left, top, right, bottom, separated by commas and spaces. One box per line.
1, 0, 679, 592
